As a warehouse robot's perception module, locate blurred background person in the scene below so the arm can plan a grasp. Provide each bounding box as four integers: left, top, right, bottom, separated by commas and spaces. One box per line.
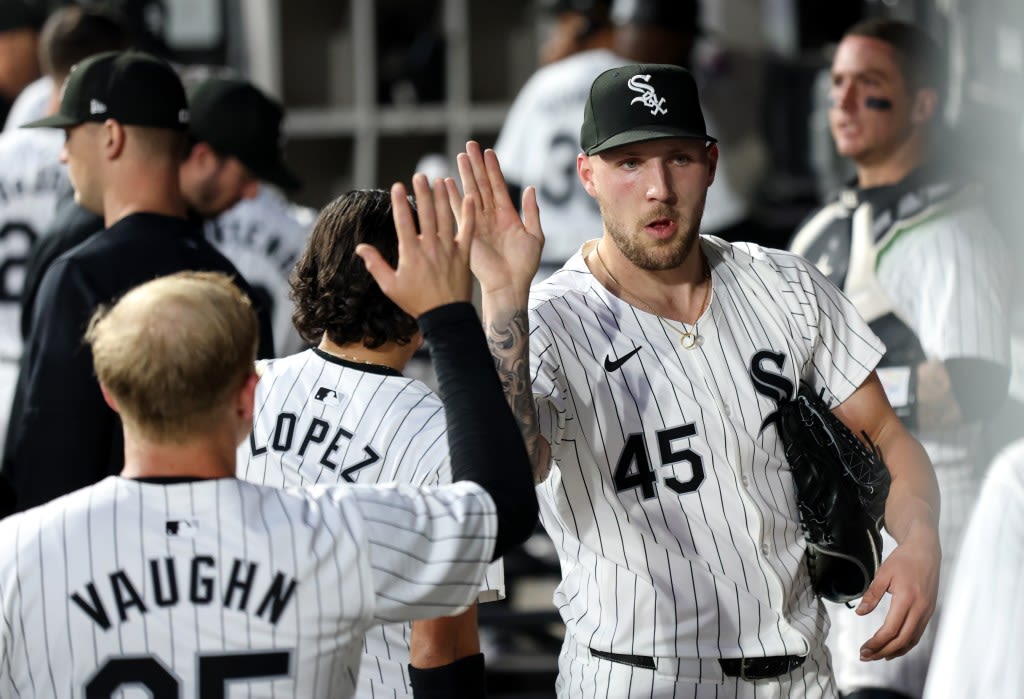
0, 3, 127, 458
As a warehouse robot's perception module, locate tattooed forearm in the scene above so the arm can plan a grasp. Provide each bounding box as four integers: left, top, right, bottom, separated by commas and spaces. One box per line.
486, 308, 549, 481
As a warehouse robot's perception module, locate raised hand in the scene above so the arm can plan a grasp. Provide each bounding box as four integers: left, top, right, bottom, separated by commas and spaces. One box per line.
356, 173, 476, 318
445, 141, 544, 300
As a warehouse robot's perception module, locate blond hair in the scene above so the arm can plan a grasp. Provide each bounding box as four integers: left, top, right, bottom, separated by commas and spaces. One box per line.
85, 271, 258, 443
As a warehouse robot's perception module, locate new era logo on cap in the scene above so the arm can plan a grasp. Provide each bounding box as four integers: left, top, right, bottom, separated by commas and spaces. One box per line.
580, 63, 717, 155
89, 99, 107, 115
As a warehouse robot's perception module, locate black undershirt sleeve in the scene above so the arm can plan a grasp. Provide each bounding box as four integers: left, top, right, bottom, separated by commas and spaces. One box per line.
417, 302, 538, 561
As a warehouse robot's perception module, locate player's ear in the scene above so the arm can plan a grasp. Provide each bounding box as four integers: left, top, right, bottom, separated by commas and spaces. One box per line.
237, 371, 259, 423
103, 119, 126, 159
578, 153, 597, 198
910, 87, 938, 125
99, 383, 120, 414
706, 143, 719, 186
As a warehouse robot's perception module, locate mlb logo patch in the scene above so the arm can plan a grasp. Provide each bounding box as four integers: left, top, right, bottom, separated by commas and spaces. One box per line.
165, 519, 198, 537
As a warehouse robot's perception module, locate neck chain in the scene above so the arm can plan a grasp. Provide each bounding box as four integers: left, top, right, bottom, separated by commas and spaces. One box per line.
321, 344, 398, 372
593, 243, 712, 350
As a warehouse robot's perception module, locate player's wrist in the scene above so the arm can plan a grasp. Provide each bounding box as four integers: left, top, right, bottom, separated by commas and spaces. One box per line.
409, 652, 486, 699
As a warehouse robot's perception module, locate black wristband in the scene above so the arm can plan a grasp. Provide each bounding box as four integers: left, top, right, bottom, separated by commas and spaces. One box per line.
409, 653, 486, 699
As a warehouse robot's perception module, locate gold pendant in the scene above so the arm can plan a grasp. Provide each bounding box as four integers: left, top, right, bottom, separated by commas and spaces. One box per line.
680, 331, 699, 350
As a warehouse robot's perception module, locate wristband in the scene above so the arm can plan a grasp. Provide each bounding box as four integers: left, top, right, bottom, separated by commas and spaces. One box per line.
409, 653, 486, 699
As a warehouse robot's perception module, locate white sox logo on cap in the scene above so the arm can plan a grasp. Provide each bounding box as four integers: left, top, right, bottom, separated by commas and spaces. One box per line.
627, 74, 667, 116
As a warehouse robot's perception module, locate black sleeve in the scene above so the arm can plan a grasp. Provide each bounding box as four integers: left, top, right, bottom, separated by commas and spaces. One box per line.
3, 259, 118, 514
945, 357, 1010, 421
417, 302, 538, 561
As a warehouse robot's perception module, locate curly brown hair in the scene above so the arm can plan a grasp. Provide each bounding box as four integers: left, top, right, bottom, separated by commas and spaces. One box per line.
290, 189, 420, 348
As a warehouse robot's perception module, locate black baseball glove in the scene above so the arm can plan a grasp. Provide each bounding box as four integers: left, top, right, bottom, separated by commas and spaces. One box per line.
770, 382, 891, 604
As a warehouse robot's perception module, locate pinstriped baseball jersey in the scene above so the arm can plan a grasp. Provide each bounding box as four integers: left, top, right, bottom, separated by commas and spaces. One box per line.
206, 188, 317, 357
528, 235, 883, 663
790, 180, 1012, 695
0, 127, 70, 459
0, 475, 497, 698
238, 348, 504, 696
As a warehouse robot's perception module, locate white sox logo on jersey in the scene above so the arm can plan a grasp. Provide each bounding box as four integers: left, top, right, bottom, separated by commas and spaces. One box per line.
749, 349, 797, 433
628, 74, 667, 116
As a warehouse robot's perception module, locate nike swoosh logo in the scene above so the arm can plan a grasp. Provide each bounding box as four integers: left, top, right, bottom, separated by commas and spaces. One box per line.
604, 347, 642, 372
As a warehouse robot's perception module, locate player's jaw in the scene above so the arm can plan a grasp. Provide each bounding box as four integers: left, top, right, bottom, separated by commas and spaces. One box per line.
602, 200, 704, 271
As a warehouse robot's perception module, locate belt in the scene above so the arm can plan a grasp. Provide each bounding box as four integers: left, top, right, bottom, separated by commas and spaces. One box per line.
589, 647, 806, 681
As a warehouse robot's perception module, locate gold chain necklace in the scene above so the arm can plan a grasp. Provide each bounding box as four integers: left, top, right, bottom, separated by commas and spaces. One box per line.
593, 243, 712, 350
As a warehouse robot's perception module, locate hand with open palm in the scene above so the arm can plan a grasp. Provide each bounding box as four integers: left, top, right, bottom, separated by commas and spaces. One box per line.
445, 141, 544, 303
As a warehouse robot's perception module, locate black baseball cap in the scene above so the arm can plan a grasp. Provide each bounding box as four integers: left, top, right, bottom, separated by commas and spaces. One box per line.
187, 77, 301, 191
580, 63, 716, 155
22, 50, 188, 130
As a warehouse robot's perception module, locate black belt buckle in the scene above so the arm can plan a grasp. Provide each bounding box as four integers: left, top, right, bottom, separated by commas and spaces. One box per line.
589, 647, 656, 670
718, 655, 806, 680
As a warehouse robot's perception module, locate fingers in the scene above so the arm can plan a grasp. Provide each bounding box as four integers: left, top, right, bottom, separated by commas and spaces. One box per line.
463, 141, 495, 210
410, 173, 438, 242
482, 147, 515, 209
858, 587, 931, 661
354, 242, 395, 292
431, 178, 455, 246
855, 573, 887, 616
457, 193, 476, 250
521, 185, 544, 241
390, 182, 419, 252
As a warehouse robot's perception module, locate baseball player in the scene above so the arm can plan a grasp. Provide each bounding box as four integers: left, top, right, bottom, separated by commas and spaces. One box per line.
789, 19, 1011, 698
0, 174, 539, 698
0, 5, 128, 456
452, 61, 941, 699
495, 0, 758, 280
206, 186, 318, 356
922, 437, 1024, 699
237, 182, 501, 698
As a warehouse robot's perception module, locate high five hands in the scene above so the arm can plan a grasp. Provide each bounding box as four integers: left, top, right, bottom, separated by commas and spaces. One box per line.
356, 173, 476, 317
446, 141, 545, 301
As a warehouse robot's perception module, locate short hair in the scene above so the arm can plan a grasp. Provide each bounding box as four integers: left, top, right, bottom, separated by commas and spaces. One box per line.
843, 18, 946, 100
38, 5, 129, 81
290, 189, 420, 348
86, 271, 258, 443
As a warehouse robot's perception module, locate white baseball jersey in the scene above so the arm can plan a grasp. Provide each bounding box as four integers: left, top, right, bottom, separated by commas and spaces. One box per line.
206, 187, 318, 356
790, 178, 1012, 695
495, 49, 749, 267
0, 474, 497, 698
528, 236, 882, 697
238, 349, 504, 697
2, 76, 52, 132
922, 438, 1024, 699
0, 126, 70, 457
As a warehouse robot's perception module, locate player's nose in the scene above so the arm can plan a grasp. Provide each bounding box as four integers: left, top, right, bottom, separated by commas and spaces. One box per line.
645, 161, 674, 202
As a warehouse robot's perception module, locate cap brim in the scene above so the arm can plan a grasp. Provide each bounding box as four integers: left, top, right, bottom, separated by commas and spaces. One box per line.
21, 113, 82, 129
586, 126, 717, 155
